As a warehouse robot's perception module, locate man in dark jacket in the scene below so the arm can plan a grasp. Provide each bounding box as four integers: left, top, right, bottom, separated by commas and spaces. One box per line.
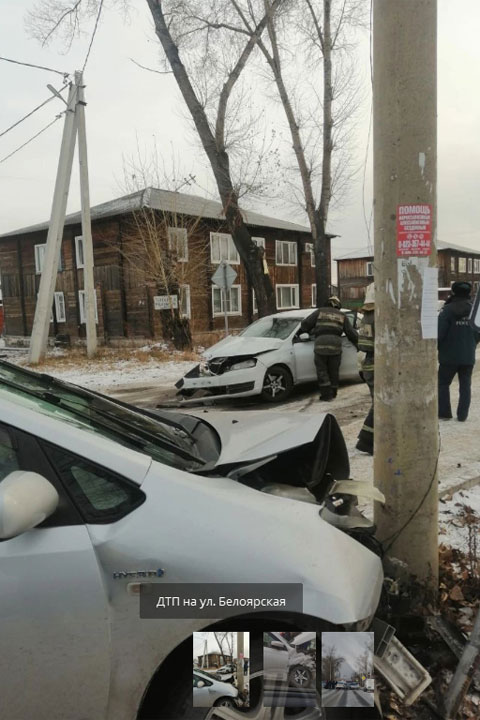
438, 281, 480, 421
300, 296, 358, 401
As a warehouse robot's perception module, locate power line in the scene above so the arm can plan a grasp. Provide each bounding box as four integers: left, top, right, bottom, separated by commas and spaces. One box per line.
82, 0, 105, 73
0, 55, 68, 78
0, 83, 69, 140
0, 113, 64, 165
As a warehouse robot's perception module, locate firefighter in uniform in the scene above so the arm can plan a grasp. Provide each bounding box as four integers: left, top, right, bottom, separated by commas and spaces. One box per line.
356, 283, 375, 454
300, 296, 358, 401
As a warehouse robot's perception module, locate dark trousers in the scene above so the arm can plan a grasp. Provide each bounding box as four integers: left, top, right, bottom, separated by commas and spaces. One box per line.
314, 352, 341, 397
438, 364, 473, 421
357, 371, 374, 450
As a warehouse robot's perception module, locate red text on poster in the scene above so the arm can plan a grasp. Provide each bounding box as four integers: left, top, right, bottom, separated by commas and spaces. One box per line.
396, 204, 432, 257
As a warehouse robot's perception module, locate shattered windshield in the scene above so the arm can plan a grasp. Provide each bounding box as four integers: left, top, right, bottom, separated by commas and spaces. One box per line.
240, 316, 300, 340
0, 362, 205, 471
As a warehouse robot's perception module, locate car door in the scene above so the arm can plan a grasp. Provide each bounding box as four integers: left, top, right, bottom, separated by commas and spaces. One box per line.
264, 633, 290, 678
0, 423, 111, 720
193, 673, 215, 707
292, 329, 317, 382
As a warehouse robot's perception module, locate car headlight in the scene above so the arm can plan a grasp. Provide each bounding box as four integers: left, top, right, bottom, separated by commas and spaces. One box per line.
228, 358, 257, 372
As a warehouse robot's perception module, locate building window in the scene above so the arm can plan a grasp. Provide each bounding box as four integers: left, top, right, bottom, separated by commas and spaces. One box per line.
54, 292, 66, 323
252, 237, 265, 250
167, 227, 188, 262
212, 285, 242, 316
78, 290, 98, 323
179, 284, 191, 318
275, 240, 297, 266
252, 290, 258, 314
34, 244, 63, 274
474, 259, 480, 274
75, 236, 86, 269
468, 258, 473, 273
276, 284, 299, 309
458, 257, 467, 273
210, 232, 240, 264
311, 284, 317, 307
451, 257, 456, 272
366, 261, 374, 276
304, 243, 315, 267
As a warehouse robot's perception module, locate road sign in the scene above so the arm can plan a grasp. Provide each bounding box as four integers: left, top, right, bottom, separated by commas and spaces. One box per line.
154, 295, 178, 310
211, 261, 237, 290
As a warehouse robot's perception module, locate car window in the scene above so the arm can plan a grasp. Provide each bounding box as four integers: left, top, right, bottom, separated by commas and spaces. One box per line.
240, 316, 300, 340
193, 674, 212, 687
0, 426, 20, 481
43, 442, 145, 523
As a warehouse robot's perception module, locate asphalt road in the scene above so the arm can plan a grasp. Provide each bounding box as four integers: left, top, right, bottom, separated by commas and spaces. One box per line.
322, 688, 374, 708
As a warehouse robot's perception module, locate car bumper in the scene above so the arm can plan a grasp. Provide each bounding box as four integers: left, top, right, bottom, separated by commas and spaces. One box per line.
176, 363, 265, 399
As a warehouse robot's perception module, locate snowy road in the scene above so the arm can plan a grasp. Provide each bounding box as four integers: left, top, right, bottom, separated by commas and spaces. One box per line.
322, 688, 374, 708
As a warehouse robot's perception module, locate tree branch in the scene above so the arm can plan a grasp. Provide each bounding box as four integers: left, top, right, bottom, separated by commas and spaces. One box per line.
130, 57, 173, 75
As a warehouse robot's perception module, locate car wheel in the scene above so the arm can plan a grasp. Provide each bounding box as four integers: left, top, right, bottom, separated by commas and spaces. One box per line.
288, 665, 313, 689
261, 365, 293, 403
213, 697, 236, 708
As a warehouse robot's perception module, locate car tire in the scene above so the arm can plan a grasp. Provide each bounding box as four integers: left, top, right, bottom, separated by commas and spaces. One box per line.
288, 665, 313, 689
261, 365, 293, 403
213, 697, 236, 708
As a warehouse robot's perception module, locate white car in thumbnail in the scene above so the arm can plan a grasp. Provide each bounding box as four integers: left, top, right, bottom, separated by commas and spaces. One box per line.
0, 360, 382, 720
193, 670, 238, 708
176, 308, 362, 403
263, 631, 316, 689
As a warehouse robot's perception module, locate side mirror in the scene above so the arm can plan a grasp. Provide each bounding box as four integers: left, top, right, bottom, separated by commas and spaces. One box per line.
299, 332, 310, 342
270, 640, 287, 650
197, 680, 205, 688
0, 471, 59, 540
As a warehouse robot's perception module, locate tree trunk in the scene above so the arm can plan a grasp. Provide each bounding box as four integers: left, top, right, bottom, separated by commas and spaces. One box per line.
315, 0, 333, 307
146, 0, 276, 316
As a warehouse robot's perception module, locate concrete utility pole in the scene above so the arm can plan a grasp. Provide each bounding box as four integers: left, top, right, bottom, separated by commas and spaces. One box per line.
29, 72, 97, 363
76, 71, 97, 358
29, 81, 78, 364
373, 0, 438, 591
236, 632, 245, 695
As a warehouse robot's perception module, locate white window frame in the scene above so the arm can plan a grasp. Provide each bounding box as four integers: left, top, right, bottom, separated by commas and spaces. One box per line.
458, 257, 467, 273
467, 258, 473, 273
212, 284, 242, 316
75, 235, 86, 269
210, 232, 240, 264
54, 291, 66, 323
167, 227, 188, 262
252, 237, 265, 250
179, 284, 191, 319
305, 243, 315, 267
311, 283, 317, 307
474, 259, 480, 274
366, 261, 374, 276
252, 290, 258, 314
276, 284, 299, 310
275, 240, 297, 266
78, 290, 98, 324
451, 256, 456, 272
35, 243, 62, 274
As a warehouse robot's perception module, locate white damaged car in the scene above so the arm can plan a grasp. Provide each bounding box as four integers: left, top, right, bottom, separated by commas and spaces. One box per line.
0, 359, 380, 720
176, 309, 362, 403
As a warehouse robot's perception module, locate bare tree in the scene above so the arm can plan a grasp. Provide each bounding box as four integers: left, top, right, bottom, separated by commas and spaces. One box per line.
26, 0, 283, 316
355, 635, 374, 678
211, 0, 366, 306
321, 645, 344, 682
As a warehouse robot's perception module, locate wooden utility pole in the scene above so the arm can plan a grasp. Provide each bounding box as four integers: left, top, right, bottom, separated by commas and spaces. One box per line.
373, 0, 438, 592
29, 82, 78, 364
76, 71, 97, 358
236, 632, 245, 695
29, 72, 97, 364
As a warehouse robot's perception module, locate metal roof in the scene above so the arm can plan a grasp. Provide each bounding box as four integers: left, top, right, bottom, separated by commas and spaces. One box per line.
335, 240, 480, 261
0, 187, 313, 238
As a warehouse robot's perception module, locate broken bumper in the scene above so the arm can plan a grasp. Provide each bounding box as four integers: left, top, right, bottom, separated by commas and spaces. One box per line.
176, 363, 265, 399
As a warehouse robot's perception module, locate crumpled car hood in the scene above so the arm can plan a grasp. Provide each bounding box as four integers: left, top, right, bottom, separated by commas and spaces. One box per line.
189, 410, 350, 500
204, 335, 283, 359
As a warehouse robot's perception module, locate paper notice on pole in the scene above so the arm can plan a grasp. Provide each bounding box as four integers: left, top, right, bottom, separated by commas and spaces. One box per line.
421, 266, 438, 339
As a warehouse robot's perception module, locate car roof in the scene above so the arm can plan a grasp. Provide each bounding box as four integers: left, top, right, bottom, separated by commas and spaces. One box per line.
268, 308, 356, 321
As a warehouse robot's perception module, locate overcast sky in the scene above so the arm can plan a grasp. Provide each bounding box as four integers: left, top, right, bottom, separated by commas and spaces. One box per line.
1, 0, 480, 265
193, 632, 249, 660
322, 632, 373, 680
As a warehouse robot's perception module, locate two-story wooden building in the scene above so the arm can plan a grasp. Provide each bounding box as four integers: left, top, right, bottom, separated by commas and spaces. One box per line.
0, 187, 329, 346
335, 240, 480, 307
